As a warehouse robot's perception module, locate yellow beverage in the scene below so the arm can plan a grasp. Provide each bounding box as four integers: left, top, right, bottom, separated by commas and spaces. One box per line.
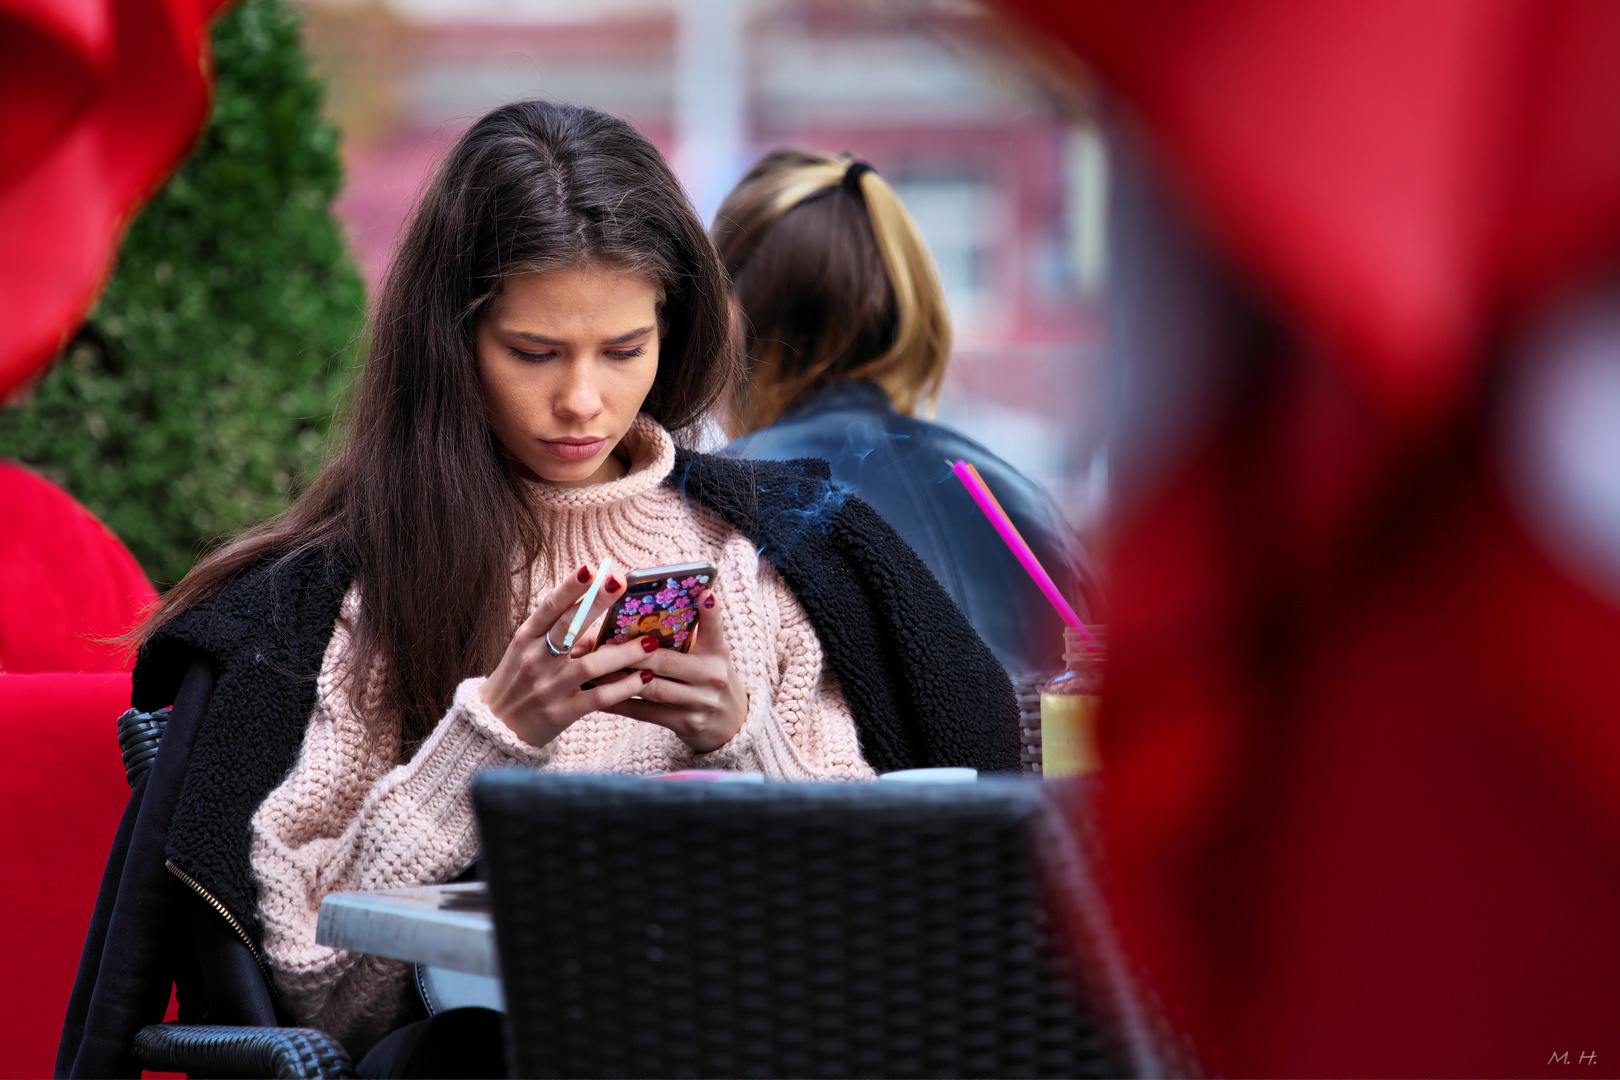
1040, 691, 1101, 778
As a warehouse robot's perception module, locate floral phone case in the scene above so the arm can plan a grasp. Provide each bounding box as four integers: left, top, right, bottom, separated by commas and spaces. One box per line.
595, 561, 716, 652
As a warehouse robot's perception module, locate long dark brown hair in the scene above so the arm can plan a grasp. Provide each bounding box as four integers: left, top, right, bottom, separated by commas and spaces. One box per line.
713, 148, 950, 435
147, 101, 735, 744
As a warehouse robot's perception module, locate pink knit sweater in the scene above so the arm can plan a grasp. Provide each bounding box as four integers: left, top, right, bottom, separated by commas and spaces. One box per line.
249, 415, 874, 1048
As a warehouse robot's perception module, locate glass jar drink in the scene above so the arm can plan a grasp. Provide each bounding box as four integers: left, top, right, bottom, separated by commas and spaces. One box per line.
1040, 626, 1104, 778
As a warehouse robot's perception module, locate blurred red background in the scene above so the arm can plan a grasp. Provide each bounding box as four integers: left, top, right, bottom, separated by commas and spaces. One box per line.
6, 1, 1620, 1077
1, 0, 218, 1073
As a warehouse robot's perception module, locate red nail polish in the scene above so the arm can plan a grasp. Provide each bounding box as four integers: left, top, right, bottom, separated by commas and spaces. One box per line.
641, 670, 655, 684
577, 565, 592, 583
641, 636, 659, 654
605, 577, 621, 594
701, 595, 715, 609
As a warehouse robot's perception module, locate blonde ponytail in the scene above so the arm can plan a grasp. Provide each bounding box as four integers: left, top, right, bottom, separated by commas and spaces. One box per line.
852, 167, 952, 417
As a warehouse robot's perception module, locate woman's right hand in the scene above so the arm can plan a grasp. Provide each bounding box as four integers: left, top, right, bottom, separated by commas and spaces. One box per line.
480, 565, 660, 748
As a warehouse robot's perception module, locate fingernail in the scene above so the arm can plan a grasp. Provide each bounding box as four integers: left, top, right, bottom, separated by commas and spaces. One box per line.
641, 670, 655, 684
576, 565, 592, 583
605, 577, 621, 594
641, 636, 659, 654
701, 595, 715, 609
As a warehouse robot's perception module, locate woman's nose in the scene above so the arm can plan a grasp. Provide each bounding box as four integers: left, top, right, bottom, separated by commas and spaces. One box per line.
553, 366, 603, 421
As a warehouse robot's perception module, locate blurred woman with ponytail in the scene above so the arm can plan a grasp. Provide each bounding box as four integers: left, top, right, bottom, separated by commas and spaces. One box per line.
718, 149, 1099, 681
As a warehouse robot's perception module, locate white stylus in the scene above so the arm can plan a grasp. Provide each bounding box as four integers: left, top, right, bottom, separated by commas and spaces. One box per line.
561, 556, 614, 650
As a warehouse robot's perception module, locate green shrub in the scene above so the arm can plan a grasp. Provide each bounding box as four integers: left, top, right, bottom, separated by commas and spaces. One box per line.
0, 0, 366, 587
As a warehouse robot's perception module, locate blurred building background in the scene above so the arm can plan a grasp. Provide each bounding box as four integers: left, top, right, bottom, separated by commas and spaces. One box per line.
298, 0, 1110, 538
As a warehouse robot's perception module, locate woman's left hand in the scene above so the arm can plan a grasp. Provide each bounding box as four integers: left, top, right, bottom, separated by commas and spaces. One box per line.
604, 591, 749, 753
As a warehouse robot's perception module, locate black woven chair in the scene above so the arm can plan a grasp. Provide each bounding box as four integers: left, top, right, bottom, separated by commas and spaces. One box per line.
131, 1021, 354, 1078
473, 772, 1162, 1079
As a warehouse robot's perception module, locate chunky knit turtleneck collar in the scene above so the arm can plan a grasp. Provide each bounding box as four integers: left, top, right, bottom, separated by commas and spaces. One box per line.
520, 413, 676, 516
512, 414, 693, 600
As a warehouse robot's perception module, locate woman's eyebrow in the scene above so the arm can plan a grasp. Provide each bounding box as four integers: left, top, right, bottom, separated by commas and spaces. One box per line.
504, 326, 654, 346
603, 325, 655, 345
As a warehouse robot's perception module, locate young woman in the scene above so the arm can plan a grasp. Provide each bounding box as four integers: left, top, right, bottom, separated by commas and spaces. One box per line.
59, 104, 1018, 1075
717, 150, 1100, 681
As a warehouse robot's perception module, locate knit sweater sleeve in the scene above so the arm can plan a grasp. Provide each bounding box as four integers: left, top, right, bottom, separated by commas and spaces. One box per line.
249, 598, 548, 1048
694, 548, 876, 780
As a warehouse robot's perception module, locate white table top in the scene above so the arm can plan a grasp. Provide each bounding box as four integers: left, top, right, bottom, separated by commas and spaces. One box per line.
315, 882, 497, 977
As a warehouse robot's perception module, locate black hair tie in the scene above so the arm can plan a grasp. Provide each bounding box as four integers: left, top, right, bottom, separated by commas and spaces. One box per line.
842, 160, 875, 195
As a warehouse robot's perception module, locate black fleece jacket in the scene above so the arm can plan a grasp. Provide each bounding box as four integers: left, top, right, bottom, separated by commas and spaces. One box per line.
58, 450, 1018, 1076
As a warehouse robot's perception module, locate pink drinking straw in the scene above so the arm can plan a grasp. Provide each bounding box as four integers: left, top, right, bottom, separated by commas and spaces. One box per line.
951, 459, 1094, 641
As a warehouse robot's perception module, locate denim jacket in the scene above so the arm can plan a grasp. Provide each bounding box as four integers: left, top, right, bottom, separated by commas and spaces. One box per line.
727, 380, 1100, 679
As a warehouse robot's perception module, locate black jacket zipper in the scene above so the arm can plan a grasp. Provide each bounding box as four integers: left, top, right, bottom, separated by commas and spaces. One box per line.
165, 859, 278, 992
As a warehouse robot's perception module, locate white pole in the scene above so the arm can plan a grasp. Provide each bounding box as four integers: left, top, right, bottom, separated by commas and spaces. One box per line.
674, 0, 746, 225
1067, 126, 1109, 297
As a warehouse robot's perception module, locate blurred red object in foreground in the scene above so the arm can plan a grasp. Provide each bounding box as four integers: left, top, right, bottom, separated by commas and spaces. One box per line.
0, 462, 155, 672
0, 0, 231, 400
0, 672, 133, 1077
1008, 0, 1620, 429
996, 1, 1620, 1075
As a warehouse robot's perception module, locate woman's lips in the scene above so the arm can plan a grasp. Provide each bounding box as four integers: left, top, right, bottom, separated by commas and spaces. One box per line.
542, 438, 606, 461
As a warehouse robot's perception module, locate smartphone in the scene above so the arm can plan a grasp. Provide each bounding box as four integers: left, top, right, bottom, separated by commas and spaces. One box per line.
594, 561, 717, 653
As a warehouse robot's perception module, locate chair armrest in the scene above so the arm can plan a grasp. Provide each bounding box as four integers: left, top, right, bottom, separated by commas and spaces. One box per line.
132, 1023, 354, 1079
116, 705, 170, 788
